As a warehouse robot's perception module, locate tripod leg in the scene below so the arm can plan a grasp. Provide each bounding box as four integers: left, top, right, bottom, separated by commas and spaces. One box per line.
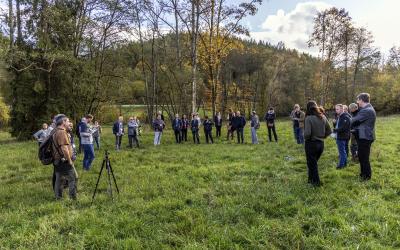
91, 159, 106, 205
106, 160, 113, 199
108, 161, 120, 193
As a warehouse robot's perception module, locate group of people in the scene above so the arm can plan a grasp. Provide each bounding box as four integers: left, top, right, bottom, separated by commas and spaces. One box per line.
151, 108, 280, 146
34, 92, 376, 199
295, 93, 376, 187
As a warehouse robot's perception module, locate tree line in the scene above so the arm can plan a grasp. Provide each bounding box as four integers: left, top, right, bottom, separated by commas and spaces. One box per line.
0, 1, 398, 139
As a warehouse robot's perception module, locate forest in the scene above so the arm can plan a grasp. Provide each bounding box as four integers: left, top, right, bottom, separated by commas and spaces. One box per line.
0, 0, 399, 139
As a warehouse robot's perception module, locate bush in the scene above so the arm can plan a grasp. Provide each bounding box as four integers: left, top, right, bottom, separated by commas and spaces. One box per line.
0, 97, 10, 129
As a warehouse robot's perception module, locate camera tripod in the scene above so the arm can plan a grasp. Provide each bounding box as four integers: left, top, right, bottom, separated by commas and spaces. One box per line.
91, 150, 119, 204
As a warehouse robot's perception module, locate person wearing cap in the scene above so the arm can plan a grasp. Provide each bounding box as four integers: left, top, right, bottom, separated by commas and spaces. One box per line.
265, 107, 278, 142
52, 114, 77, 199
250, 111, 260, 144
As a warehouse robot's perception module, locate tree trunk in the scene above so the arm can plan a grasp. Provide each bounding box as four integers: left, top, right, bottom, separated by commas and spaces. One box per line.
8, 0, 14, 48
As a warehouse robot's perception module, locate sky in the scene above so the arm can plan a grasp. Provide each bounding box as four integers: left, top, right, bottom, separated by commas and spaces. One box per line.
238, 0, 400, 55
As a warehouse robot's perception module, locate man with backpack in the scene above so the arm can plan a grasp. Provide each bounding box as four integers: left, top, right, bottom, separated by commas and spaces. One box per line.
52, 115, 77, 200
250, 111, 260, 144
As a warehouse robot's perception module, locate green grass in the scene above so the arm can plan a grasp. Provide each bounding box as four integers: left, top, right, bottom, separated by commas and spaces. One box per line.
1, 116, 400, 249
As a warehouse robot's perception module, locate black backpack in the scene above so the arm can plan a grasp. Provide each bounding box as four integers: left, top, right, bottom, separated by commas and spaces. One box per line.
38, 129, 57, 165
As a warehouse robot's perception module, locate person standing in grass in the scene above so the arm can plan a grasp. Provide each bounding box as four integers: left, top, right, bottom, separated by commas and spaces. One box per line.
172, 114, 183, 143
113, 116, 125, 151
265, 107, 278, 142
348, 103, 359, 161
250, 111, 260, 144
226, 109, 235, 140
214, 112, 223, 138
191, 114, 200, 144
291, 104, 305, 144
153, 114, 165, 146
342, 105, 351, 157
304, 101, 332, 187
80, 114, 96, 171
181, 114, 189, 142
52, 115, 77, 200
203, 115, 214, 144
33, 123, 50, 146
92, 121, 102, 150
351, 93, 376, 181
333, 104, 351, 169
233, 111, 246, 144
128, 117, 140, 148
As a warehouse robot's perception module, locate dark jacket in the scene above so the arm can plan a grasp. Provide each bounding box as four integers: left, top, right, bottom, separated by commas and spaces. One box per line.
153, 119, 165, 132
351, 103, 376, 141
304, 115, 332, 142
333, 112, 351, 140
232, 115, 246, 129
214, 115, 223, 127
191, 119, 200, 131
113, 121, 124, 135
265, 111, 276, 125
172, 118, 182, 131
182, 119, 190, 129
203, 119, 214, 132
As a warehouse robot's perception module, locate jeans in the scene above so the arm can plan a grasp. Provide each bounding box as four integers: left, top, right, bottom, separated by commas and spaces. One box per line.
94, 136, 100, 150
181, 129, 188, 141
115, 135, 123, 150
154, 131, 162, 145
236, 128, 244, 143
357, 139, 372, 179
204, 130, 213, 144
294, 126, 304, 144
83, 144, 95, 170
251, 127, 258, 144
54, 169, 77, 199
192, 130, 200, 144
305, 140, 324, 185
268, 125, 278, 142
336, 139, 347, 168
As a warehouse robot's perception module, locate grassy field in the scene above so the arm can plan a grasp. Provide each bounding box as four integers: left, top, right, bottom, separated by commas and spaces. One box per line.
1, 116, 400, 249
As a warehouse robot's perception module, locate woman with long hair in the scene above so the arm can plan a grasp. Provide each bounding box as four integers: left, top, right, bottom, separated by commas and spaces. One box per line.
304, 101, 332, 186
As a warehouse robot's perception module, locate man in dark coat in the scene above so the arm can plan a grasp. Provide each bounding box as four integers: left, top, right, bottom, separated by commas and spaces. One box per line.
172, 114, 182, 143
333, 104, 351, 169
232, 111, 246, 144
351, 93, 376, 181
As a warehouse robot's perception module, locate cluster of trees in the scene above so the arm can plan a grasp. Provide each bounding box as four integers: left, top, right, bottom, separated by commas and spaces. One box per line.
0, 2, 398, 139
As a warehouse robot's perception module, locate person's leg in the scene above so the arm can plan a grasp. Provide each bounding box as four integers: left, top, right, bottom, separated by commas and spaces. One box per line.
196, 131, 200, 144
305, 141, 321, 185
339, 139, 347, 167
67, 170, 77, 199
87, 144, 95, 170
128, 135, 133, 148
272, 126, 278, 142
83, 144, 89, 170
240, 128, 244, 143
293, 125, 298, 143
52, 166, 56, 191
158, 132, 162, 145
184, 129, 187, 141
298, 128, 304, 144
115, 136, 119, 150
154, 132, 158, 145
54, 172, 63, 199
268, 127, 272, 142
119, 136, 122, 149
358, 139, 372, 179
94, 136, 99, 149
133, 131, 139, 147
192, 131, 196, 143
210, 131, 214, 143
78, 137, 82, 154
251, 127, 255, 144
174, 130, 179, 143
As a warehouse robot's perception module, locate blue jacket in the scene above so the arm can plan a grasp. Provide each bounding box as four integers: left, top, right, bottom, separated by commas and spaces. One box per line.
351, 103, 376, 141
334, 112, 351, 140
172, 118, 182, 131
113, 121, 125, 135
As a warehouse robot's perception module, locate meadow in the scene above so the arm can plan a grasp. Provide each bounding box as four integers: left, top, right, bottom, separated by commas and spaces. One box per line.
1, 116, 400, 249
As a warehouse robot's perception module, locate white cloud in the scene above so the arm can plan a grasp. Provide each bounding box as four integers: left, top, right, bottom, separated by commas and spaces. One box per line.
250, 1, 332, 55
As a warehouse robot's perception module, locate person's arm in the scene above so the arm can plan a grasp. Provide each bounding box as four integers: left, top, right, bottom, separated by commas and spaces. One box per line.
324, 118, 332, 138
351, 109, 369, 127
299, 112, 305, 123
304, 117, 312, 140
33, 130, 42, 140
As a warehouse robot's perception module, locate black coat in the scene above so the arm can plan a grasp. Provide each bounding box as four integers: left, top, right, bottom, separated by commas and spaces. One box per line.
333, 113, 351, 140
232, 116, 246, 129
